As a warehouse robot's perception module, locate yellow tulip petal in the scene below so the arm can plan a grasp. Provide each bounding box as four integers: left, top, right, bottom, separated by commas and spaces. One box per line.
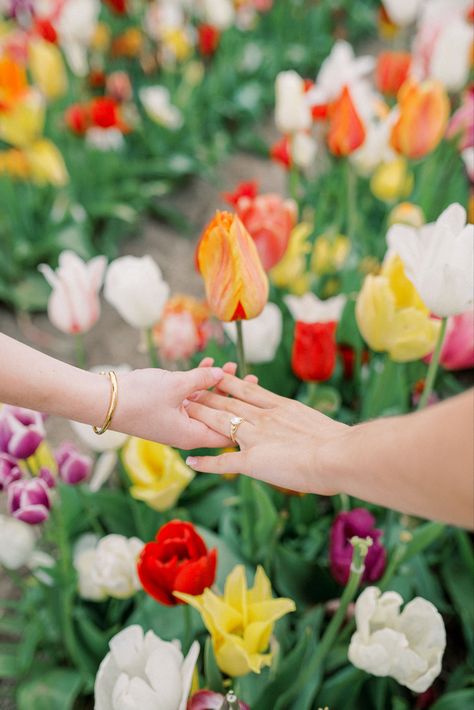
224, 565, 248, 622
388, 308, 441, 362
243, 620, 273, 654
249, 598, 297, 625
29, 39, 67, 100
356, 275, 395, 352
247, 565, 272, 604
382, 253, 428, 312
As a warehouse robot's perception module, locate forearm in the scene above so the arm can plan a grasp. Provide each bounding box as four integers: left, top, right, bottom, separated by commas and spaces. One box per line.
331, 391, 474, 528
0, 334, 109, 427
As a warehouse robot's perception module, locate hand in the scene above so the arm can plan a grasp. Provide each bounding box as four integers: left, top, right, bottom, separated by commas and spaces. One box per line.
184, 374, 348, 494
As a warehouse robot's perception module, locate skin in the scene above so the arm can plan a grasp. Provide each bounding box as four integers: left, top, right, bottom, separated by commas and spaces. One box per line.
185, 375, 474, 529
0, 334, 255, 450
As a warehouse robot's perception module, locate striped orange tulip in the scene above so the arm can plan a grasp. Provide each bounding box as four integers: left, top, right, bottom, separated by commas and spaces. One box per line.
390, 79, 450, 160
196, 211, 269, 322
327, 86, 366, 157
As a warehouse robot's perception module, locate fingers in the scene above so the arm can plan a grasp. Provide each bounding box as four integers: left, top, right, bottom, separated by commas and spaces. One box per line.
198, 357, 215, 368
186, 452, 245, 474
193, 391, 260, 422
178, 367, 224, 396
179, 418, 232, 450
185, 401, 253, 444
215, 374, 278, 408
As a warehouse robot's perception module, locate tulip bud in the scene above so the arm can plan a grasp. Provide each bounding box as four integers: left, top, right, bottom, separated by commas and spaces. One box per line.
375, 51, 411, 95
56, 442, 92, 485
0, 406, 45, 460
328, 86, 366, 157
7, 478, 51, 525
0, 453, 22, 490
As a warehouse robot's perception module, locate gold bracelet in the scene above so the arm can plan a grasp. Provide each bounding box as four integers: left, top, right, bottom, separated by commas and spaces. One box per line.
93, 370, 118, 435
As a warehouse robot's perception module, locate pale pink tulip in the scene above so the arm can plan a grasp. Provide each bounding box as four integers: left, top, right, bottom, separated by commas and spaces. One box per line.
429, 311, 474, 370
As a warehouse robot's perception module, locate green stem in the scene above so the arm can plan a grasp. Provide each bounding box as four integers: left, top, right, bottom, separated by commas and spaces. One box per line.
74, 334, 87, 369
345, 159, 357, 246
146, 327, 159, 368
182, 603, 192, 654
235, 320, 247, 378
417, 318, 447, 410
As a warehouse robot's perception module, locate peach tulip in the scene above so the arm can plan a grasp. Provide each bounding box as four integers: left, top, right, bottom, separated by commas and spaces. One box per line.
390, 79, 450, 160
375, 51, 411, 96
327, 86, 366, 157
196, 211, 269, 321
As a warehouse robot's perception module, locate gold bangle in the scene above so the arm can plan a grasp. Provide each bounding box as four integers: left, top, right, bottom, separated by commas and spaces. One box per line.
93, 370, 118, 435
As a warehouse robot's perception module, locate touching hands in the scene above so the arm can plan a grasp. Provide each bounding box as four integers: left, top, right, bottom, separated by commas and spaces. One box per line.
184, 374, 348, 494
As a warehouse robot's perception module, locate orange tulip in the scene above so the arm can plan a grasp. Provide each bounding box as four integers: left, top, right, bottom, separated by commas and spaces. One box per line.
327, 86, 366, 157
196, 211, 269, 322
0, 56, 28, 111
390, 79, 450, 160
376, 51, 411, 96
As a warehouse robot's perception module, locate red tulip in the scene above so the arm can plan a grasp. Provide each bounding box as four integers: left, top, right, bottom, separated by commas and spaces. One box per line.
137, 521, 217, 606
198, 24, 220, 56
291, 321, 337, 382
64, 104, 89, 135
103, 0, 127, 13
327, 86, 366, 157
223, 180, 259, 208
270, 136, 291, 169
376, 51, 411, 95
90, 97, 124, 130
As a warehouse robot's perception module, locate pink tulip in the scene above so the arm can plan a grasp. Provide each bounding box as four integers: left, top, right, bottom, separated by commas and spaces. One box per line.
188, 690, 250, 710
158, 311, 200, 363
446, 87, 474, 151
330, 508, 386, 586
426, 311, 474, 370
0, 406, 45, 460
38, 251, 107, 335
0, 453, 22, 490
8, 478, 51, 525
55, 442, 92, 485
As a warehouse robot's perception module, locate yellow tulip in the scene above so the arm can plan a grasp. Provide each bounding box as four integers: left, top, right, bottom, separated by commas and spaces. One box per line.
270, 222, 312, 295
311, 233, 350, 275
122, 438, 194, 511
162, 28, 192, 62
25, 441, 57, 476
356, 254, 440, 362
25, 139, 68, 187
370, 157, 413, 203
388, 202, 425, 228
175, 565, 295, 677
0, 89, 44, 147
0, 148, 30, 179
29, 39, 67, 100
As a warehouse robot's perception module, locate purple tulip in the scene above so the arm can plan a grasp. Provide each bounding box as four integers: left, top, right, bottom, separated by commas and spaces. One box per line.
0, 406, 45, 460
7, 478, 51, 525
188, 691, 250, 710
0, 453, 22, 490
38, 467, 56, 488
55, 442, 92, 485
330, 508, 386, 585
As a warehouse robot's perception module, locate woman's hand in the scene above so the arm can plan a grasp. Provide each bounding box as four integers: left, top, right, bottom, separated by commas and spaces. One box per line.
184, 374, 348, 494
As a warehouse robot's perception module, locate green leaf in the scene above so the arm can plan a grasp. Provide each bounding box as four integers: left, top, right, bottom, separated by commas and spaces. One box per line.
197, 526, 247, 589
430, 689, 474, 710
239, 477, 278, 563
204, 637, 224, 692
273, 544, 339, 606
0, 647, 20, 679
442, 556, 474, 659
16, 668, 83, 710
11, 272, 50, 311
398, 522, 445, 563
317, 666, 366, 708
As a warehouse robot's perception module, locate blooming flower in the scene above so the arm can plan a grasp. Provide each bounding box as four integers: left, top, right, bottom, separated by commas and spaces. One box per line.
224, 302, 283, 364
375, 51, 411, 96
28, 39, 67, 100
0, 513, 36, 569
55, 442, 92, 485
370, 157, 413, 203
427, 311, 474, 370
25, 138, 68, 186
139, 86, 183, 130
0, 88, 45, 147
330, 508, 386, 585
381, 0, 424, 26
188, 691, 249, 710
122, 438, 194, 511
327, 86, 366, 157
446, 87, 474, 151
0, 453, 22, 490
176, 565, 295, 677
387, 203, 474, 317
86, 127, 125, 151
285, 293, 346, 324
94, 625, 199, 710
388, 202, 425, 228
39, 251, 106, 335
270, 222, 312, 294
196, 211, 269, 322
311, 233, 350, 275
54, 0, 100, 77
0, 406, 45, 459
292, 321, 338, 382
104, 255, 170, 329
356, 253, 440, 361
137, 521, 217, 606
274, 70, 312, 135
348, 586, 446, 693
7, 477, 51, 524
74, 533, 144, 601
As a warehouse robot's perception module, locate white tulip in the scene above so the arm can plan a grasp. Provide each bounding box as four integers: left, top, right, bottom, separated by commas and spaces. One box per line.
38, 251, 106, 335
94, 625, 199, 710
0, 514, 36, 569
224, 303, 283, 364
203, 0, 235, 30
348, 586, 446, 693
351, 112, 397, 176
55, 0, 100, 76
381, 0, 424, 26
139, 87, 183, 130
75, 534, 144, 601
275, 71, 312, 135
86, 128, 125, 152
104, 255, 170, 328
387, 203, 474, 317
284, 293, 346, 323
292, 131, 318, 171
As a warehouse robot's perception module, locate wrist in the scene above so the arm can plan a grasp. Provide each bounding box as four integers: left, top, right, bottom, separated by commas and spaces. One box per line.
318, 424, 358, 497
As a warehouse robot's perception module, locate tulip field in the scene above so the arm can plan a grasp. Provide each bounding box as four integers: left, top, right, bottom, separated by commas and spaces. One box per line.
1, 1, 474, 709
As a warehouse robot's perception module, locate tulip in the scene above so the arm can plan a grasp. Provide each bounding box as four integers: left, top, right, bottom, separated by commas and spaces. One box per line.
94, 625, 199, 710
158, 311, 200, 363
387, 203, 474, 318
29, 39, 67, 100
327, 86, 366, 157
137, 521, 217, 606
55, 0, 100, 77
202, 0, 235, 30
139, 86, 183, 130
330, 508, 386, 585
0, 89, 45, 148
375, 51, 411, 96
0, 148, 30, 180
0, 453, 22, 490
198, 24, 220, 56
274, 70, 312, 135
0, 406, 45, 460
196, 211, 269, 322
188, 691, 249, 710
446, 87, 474, 151
176, 565, 295, 677
223, 180, 259, 207
0, 514, 36, 569
270, 222, 312, 294
427, 311, 474, 371
39, 251, 107, 335
291, 130, 318, 171
65, 103, 90, 135
388, 202, 425, 228
224, 303, 283, 364
38, 466, 56, 488
284, 293, 346, 324
25, 139, 69, 186
350, 111, 397, 177
311, 234, 350, 275
106, 71, 132, 103
270, 136, 291, 169
104, 255, 170, 329
390, 79, 450, 160
55, 442, 92, 485
381, 0, 423, 26
370, 157, 413, 203
348, 586, 446, 692
74, 533, 144, 600
228, 190, 297, 271
86, 127, 124, 151
7, 478, 51, 525
291, 321, 337, 382
356, 254, 440, 362
0, 56, 28, 110
122, 438, 194, 511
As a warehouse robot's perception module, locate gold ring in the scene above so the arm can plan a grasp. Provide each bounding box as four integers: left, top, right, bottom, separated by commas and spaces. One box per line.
229, 416, 245, 445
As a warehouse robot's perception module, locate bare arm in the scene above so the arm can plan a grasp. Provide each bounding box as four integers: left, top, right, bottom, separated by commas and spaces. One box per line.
185, 375, 474, 528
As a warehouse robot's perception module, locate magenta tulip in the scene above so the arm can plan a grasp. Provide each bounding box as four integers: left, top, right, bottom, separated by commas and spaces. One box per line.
0, 453, 22, 490
56, 442, 92, 485
0, 406, 45, 460
188, 691, 250, 710
330, 508, 386, 585
7, 478, 51, 525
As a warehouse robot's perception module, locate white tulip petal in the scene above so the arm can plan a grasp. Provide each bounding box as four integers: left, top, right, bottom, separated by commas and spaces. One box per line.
112, 673, 159, 710
179, 641, 200, 710
94, 652, 120, 710
110, 625, 145, 675
145, 648, 183, 710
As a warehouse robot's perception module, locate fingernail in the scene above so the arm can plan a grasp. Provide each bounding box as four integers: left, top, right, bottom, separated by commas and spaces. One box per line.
211, 367, 223, 377
187, 392, 200, 401
186, 457, 198, 467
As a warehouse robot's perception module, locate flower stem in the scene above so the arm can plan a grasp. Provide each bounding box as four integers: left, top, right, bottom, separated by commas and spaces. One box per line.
182, 603, 192, 654
235, 320, 247, 378
345, 159, 357, 245
74, 334, 87, 369
417, 318, 447, 410
146, 327, 159, 369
